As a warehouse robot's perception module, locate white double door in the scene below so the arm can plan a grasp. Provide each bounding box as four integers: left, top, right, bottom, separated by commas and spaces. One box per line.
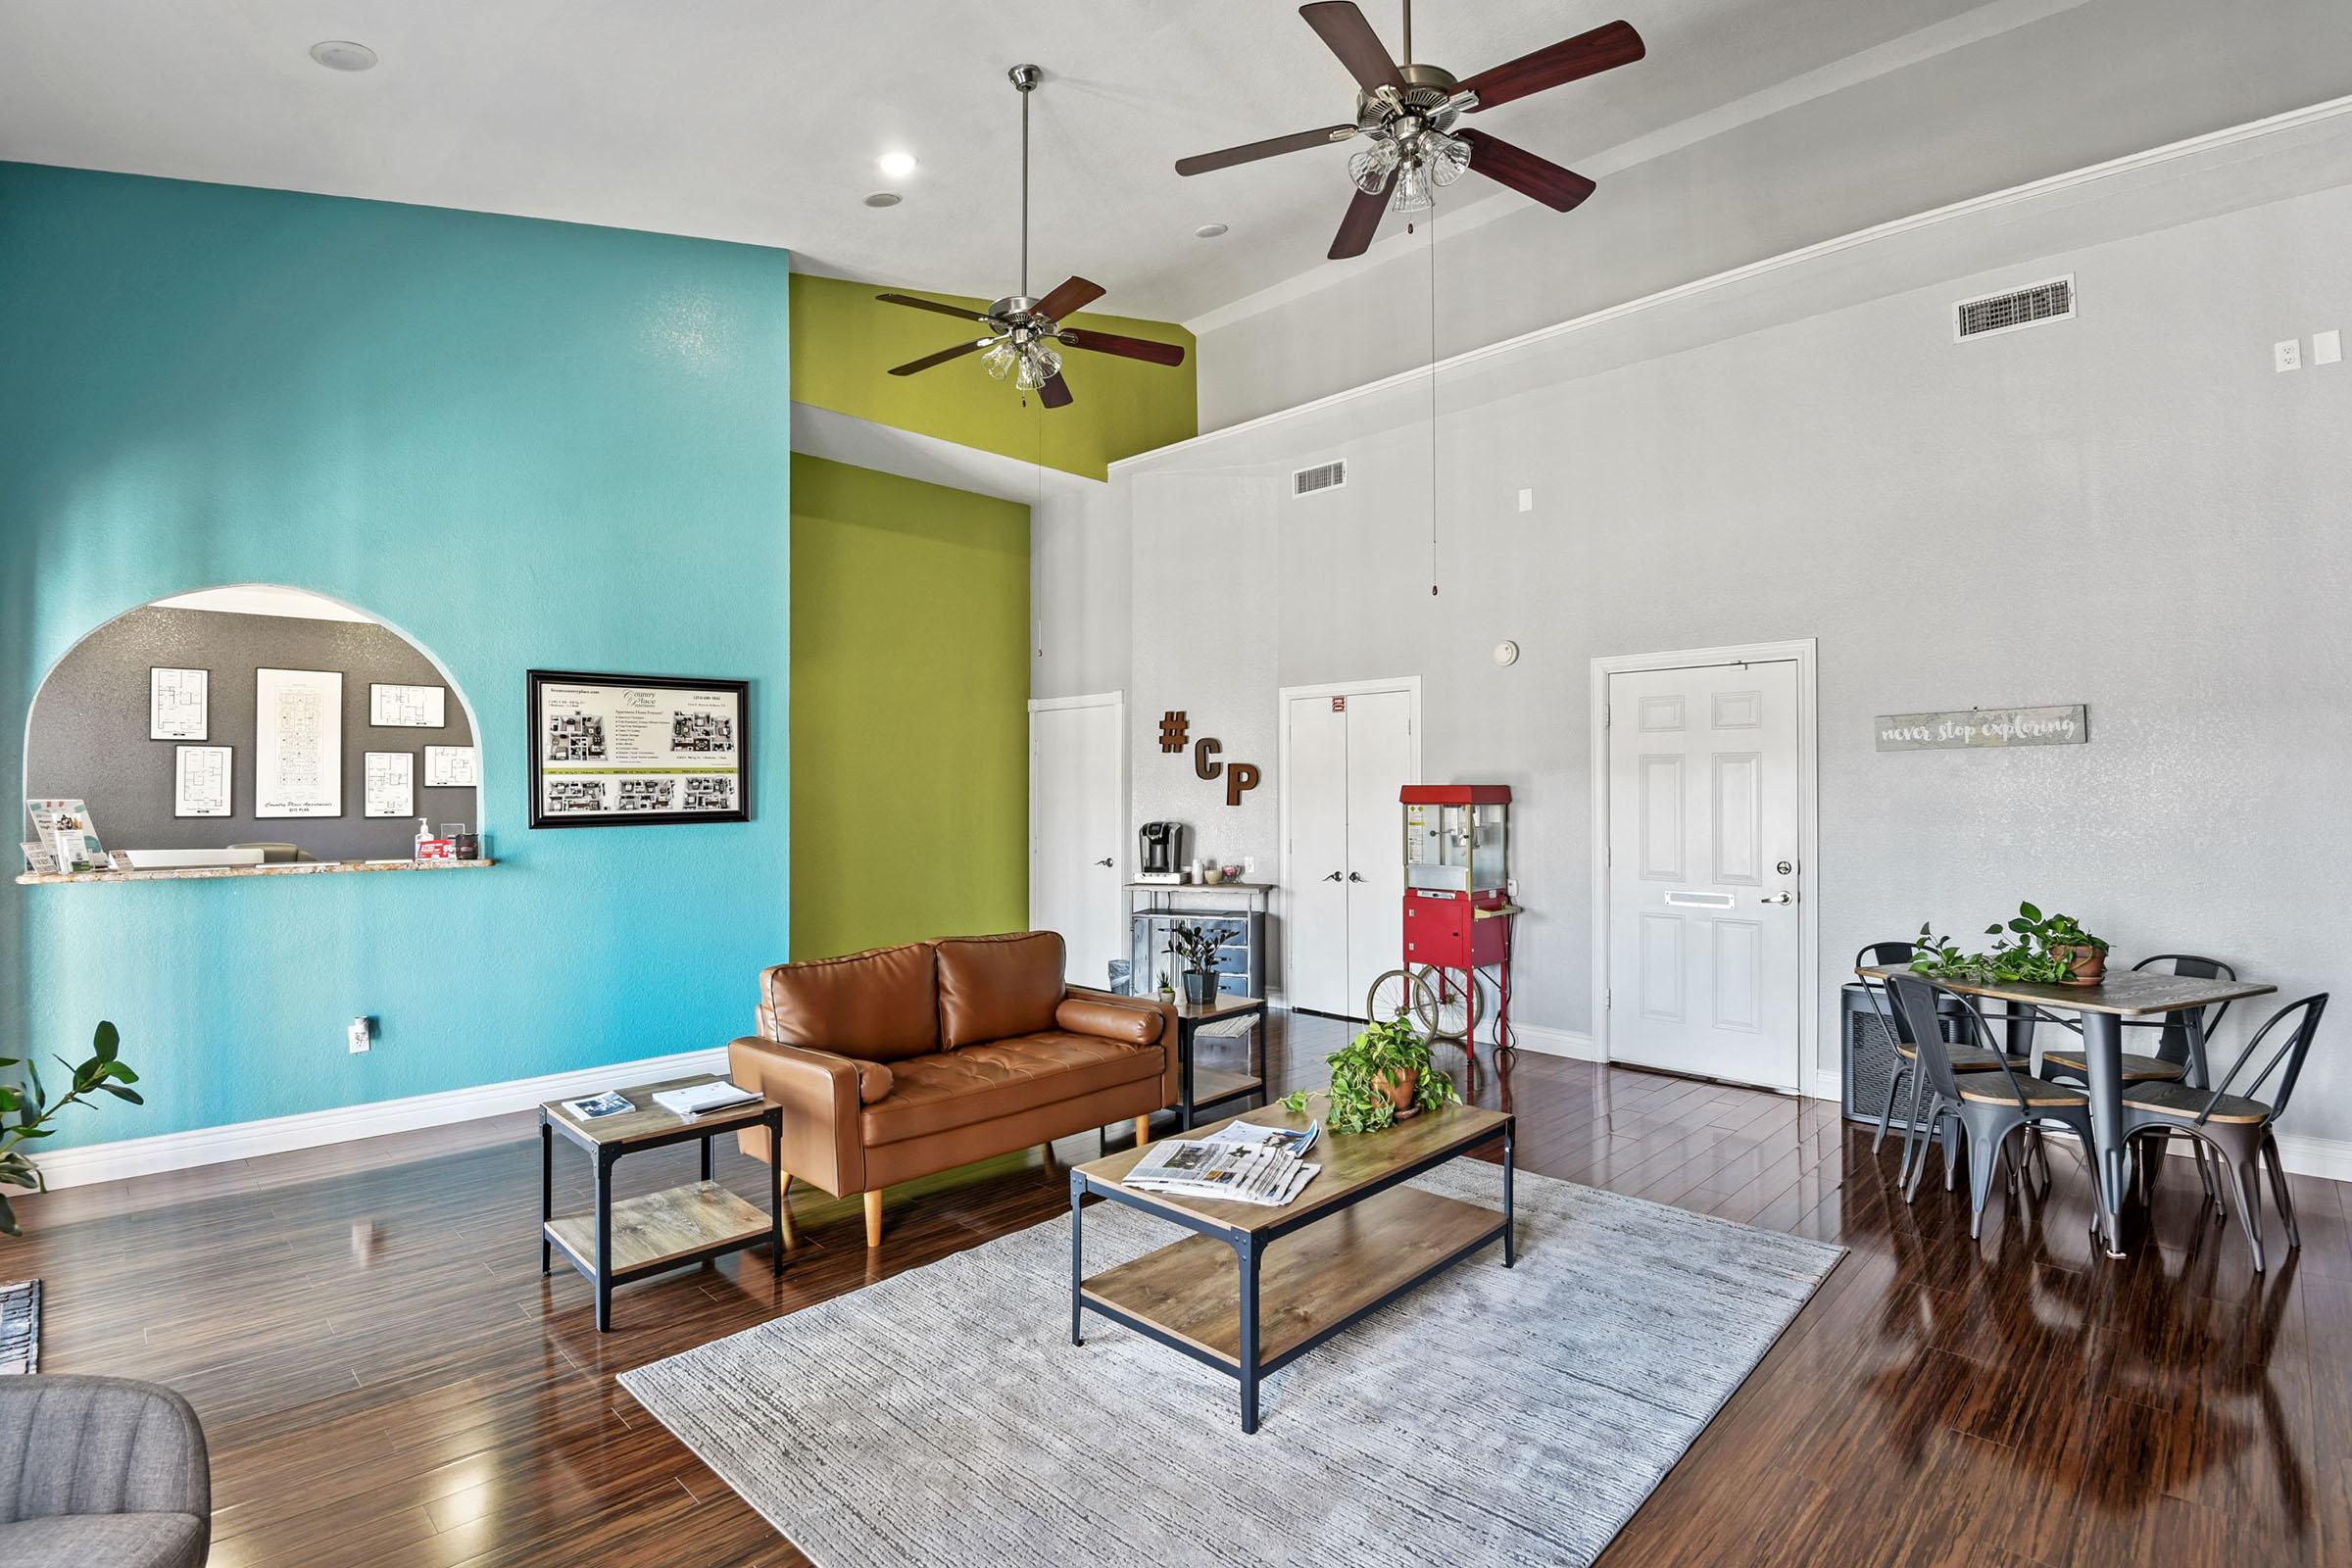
1029, 695, 1125, 990
1605, 661, 1802, 1090
1285, 685, 1416, 1018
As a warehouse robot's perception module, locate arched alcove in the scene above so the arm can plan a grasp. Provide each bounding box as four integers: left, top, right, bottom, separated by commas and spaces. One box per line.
24, 584, 484, 869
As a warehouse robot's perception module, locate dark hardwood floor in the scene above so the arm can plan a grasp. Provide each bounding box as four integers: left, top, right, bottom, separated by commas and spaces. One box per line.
14, 1009, 2348, 1566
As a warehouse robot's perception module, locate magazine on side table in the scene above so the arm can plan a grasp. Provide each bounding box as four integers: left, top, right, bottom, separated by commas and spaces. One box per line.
1122, 1120, 1321, 1206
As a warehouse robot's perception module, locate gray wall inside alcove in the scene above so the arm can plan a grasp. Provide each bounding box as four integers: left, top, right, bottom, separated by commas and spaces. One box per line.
26, 606, 478, 860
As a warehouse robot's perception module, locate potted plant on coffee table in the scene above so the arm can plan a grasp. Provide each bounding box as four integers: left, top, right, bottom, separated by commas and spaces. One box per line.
1163, 920, 1225, 1005
1281, 1016, 1462, 1135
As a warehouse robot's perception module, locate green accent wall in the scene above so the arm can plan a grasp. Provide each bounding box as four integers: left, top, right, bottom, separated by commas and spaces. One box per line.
790, 273, 1196, 481
789, 455, 1028, 959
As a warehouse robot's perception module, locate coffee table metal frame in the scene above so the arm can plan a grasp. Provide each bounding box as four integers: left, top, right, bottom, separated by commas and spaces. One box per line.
1069, 1113, 1513, 1433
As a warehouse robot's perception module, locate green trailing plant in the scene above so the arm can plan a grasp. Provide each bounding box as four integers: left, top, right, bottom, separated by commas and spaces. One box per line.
1, 1021, 141, 1237
1907, 900, 2108, 987
1281, 1016, 1461, 1135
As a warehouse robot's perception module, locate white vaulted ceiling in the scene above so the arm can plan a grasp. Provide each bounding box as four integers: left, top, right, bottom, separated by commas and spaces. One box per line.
2, 0, 2034, 321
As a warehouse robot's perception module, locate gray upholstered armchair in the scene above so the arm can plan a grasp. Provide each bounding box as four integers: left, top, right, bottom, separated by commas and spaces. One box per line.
0, 1375, 211, 1566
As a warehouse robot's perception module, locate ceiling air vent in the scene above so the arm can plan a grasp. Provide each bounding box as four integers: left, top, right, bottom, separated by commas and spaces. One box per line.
1954, 274, 2075, 342
1293, 459, 1347, 497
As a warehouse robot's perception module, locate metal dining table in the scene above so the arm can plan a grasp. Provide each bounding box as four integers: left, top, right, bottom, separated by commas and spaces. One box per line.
1858, 966, 2275, 1257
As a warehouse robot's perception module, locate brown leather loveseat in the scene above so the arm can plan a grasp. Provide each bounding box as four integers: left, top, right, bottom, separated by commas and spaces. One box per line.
729, 931, 1176, 1246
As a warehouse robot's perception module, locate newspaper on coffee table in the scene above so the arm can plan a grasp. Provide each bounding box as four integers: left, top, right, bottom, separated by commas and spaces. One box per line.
1122, 1120, 1321, 1206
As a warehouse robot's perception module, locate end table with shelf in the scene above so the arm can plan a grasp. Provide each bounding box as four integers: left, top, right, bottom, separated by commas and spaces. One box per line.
537, 1074, 785, 1332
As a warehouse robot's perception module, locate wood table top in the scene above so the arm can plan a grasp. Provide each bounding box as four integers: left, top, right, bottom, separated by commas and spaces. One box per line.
1077, 1099, 1508, 1236
539, 1074, 769, 1147
1857, 966, 2274, 1017
1171, 994, 1267, 1022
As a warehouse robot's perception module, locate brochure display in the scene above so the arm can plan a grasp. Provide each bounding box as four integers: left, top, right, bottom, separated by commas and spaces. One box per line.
526, 669, 751, 828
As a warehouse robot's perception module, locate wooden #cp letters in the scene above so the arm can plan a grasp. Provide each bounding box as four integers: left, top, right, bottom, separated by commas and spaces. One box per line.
1188, 733, 1260, 807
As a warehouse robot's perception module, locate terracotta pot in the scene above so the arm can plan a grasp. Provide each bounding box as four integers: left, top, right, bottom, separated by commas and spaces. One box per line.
1374, 1065, 1421, 1120
2052, 944, 2106, 987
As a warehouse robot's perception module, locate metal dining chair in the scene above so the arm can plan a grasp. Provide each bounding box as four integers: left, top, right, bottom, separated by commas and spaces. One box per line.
1889, 972, 2096, 1240
2039, 954, 2235, 1089
1860, 943, 2026, 1189
2119, 993, 2327, 1272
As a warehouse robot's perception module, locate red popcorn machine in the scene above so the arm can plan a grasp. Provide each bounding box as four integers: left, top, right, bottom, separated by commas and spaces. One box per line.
1370, 784, 1520, 1056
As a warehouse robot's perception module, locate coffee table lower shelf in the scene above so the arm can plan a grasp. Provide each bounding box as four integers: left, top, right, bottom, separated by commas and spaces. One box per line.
1081, 1186, 1500, 1369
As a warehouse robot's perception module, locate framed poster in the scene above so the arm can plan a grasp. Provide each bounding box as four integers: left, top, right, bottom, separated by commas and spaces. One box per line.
173, 746, 233, 818
369, 683, 446, 728
254, 667, 343, 818
526, 669, 750, 828
150, 667, 209, 740
364, 752, 416, 818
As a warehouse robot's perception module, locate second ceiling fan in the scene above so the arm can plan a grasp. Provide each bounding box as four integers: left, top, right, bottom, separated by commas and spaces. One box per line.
877, 65, 1185, 410
1176, 1, 1645, 260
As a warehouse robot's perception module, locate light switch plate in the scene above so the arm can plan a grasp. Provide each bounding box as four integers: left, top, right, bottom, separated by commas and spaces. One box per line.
1516, 488, 1534, 513
2316, 329, 2343, 366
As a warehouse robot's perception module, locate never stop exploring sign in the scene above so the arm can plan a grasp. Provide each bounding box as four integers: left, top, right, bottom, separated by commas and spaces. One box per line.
1875, 705, 2086, 752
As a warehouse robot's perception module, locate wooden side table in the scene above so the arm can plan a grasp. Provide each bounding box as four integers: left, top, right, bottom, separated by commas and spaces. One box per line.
1171, 994, 1267, 1130
537, 1074, 784, 1332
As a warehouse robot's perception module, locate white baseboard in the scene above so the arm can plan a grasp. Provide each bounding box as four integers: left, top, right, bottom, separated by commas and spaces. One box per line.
1811, 1068, 1844, 1105
31, 1047, 731, 1192
1507, 1023, 1600, 1060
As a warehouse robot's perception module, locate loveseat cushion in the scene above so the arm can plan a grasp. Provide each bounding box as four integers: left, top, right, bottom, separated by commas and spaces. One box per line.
936, 932, 1066, 1050
860, 1033, 1163, 1147
761, 943, 939, 1062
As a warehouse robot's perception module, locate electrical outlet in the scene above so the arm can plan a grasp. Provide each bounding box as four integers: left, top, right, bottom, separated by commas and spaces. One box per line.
2316, 329, 2343, 366
2275, 339, 2303, 372
347, 1016, 373, 1054
1243, 855, 1254, 876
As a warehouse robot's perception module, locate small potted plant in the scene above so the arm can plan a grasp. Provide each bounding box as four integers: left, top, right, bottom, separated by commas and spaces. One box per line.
1163, 920, 1225, 1005
2, 1022, 141, 1237
2008, 903, 2108, 986
1281, 1016, 1461, 1135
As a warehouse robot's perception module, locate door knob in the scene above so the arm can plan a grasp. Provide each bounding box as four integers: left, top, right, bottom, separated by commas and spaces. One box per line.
1348, 871, 1366, 883
1323, 871, 1344, 882
1095, 858, 1113, 867
1760, 891, 1793, 905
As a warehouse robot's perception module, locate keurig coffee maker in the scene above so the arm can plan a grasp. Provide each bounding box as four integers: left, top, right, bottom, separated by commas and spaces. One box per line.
1136, 821, 1186, 884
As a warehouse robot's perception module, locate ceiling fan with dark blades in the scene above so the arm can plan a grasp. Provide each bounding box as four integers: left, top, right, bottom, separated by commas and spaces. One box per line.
877, 65, 1185, 410
1175, 1, 1643, 260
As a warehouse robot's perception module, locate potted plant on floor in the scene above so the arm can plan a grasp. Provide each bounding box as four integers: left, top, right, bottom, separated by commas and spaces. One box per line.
2, 1021, 141, 1236
1282, 1016, 1461, 1134
1163, 920, 1225, 1005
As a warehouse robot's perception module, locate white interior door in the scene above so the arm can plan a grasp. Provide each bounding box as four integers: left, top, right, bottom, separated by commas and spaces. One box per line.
1605, 662, 1801, 1089
1030, 697, 1125, 990
1284, 696, 1351, 1014
1344, 690, 1413, 1011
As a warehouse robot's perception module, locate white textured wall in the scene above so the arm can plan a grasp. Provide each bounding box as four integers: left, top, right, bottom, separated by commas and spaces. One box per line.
1074, 172, 2352, 1154
1191, 0, 2352, 428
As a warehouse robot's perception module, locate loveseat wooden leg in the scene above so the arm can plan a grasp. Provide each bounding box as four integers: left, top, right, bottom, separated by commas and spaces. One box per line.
863, 1189, 883, 1249
1134, 1116, 1152, 1148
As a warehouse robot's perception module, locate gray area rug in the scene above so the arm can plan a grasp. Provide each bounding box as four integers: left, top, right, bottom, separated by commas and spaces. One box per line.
622, 1163, 1841, 1568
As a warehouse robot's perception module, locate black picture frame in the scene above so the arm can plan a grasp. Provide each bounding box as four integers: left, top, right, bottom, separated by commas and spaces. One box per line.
526, 669, 752, 829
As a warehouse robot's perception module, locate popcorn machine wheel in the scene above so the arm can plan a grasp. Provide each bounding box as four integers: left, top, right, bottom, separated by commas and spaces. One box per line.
1364, 784, 1519, 1057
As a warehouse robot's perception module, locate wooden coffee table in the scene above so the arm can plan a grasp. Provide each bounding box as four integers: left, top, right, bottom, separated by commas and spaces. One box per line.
538, 1074, 784, 1332
1069, 1100, 1513, 1432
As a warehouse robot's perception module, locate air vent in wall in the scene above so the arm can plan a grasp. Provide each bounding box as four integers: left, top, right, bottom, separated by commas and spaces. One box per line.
1953, 274, 2075, 341
1293, 459, 1347, 497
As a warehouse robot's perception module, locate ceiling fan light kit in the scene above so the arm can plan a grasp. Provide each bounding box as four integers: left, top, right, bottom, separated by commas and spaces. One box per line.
871, 63, 1186, 410
1175, 2, 1643, 257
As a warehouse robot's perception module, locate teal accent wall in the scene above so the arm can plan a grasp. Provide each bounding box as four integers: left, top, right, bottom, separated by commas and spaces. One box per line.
0, 164, 795, 1149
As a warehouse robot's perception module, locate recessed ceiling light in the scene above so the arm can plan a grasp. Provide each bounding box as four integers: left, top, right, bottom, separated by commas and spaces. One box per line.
876, 151, 919, 180
309, 40, 377, 73
1194, 222, 1229, 239
862, 191, 904, 209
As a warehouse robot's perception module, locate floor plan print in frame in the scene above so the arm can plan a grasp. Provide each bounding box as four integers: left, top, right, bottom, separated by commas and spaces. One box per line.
1875, 705, 2086, 751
